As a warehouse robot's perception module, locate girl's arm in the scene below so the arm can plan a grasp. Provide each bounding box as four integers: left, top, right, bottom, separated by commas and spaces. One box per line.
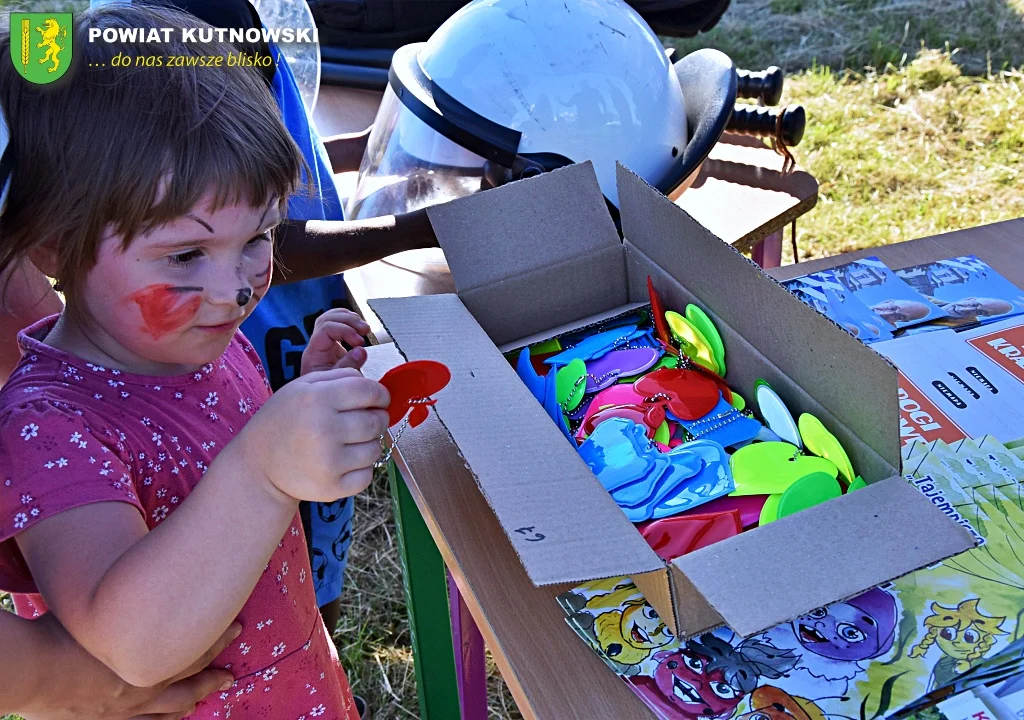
0, 609, 236, 718
15, 368, 389, 688
16, 435, 297, 688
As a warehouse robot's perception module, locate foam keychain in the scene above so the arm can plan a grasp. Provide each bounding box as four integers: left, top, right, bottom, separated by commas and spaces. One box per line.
578, 418, 660, 493
755, 381, 802, 448
672, 393, 761, 448
685, 305, 726, 376
650, 440, 734, 519
776, 471, 843, 519
544, 325, 644, 367
612, 450, 703, 508
798, 413, 856, 484
584, 347, 661, 392
581, 403, 666, 440
634, 368, 720, 420
729, 441, 839, 496
647, 276, 673, 350
379, 360, 451, 428
665, 311, 719, 374
638, 510, 742, 561
375, 360, 452, 467
542, 367, 575, 443
556, 358, 588, 412
759, 495, 782, 525
516, 348, 546, 404
682, 492, 767, 528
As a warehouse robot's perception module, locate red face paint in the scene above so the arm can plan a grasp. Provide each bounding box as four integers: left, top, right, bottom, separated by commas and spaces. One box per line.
129, 284, 202, 339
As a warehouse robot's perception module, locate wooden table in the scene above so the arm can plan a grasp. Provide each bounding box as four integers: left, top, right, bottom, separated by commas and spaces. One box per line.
313, 82, 821, 719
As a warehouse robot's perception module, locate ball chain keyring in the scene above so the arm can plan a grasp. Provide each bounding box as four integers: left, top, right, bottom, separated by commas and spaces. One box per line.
373, 361, 451, 470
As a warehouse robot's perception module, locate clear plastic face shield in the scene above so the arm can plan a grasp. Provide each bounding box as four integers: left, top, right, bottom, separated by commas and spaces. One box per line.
345, 85, 489, 220
346, 44, 572, 221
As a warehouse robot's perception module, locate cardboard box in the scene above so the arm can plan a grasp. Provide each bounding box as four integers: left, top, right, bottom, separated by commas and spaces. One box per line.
368, 162, 974, 638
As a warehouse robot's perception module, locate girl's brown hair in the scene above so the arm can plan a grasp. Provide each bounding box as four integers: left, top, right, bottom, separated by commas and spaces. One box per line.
0, 3, 305, 302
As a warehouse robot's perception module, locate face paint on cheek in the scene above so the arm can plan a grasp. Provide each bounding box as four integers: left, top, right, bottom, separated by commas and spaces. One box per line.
128, 284, 203, 339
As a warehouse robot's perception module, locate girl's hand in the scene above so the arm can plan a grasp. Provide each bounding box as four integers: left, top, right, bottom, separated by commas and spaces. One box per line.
300, 309, 371, 376
240, 366, 391, 502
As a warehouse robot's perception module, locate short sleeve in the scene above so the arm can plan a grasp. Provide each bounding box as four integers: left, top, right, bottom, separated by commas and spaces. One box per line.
0, 400, 144, 592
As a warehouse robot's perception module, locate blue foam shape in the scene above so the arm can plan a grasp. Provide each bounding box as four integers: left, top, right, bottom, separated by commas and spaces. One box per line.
544, 325, 643, 366
675, 394, 763, 449
650, 440, 734, 519
578, 419, 657, 492
542, 367, 575, 443
516, 348, 546, 404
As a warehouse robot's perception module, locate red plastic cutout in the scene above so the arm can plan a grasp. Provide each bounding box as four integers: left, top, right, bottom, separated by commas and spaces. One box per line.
380, 360, 451, 428
633, 368, 720, 421
637, 510, 742, 562
647, 277, 672, 349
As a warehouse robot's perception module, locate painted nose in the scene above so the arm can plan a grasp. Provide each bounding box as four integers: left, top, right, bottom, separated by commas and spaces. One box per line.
236, 287, 253, 307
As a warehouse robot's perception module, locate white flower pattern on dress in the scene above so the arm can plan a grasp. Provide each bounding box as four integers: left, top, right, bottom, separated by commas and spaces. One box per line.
2, 330, 354, 717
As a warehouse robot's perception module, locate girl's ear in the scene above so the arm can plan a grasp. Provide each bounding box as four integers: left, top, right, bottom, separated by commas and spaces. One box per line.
27, 242, 58, 278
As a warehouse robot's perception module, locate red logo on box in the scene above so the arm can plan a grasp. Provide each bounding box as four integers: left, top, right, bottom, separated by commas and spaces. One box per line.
897, 372, 967, 446
967, 324, 1024, 384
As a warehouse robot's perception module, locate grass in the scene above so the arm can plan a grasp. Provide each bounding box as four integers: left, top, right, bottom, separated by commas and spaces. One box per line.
667, 0, 1024, 263
2, 1, 1023, 719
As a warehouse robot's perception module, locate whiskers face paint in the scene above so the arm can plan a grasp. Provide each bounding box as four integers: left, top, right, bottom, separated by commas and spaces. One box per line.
129, 284, 203, 339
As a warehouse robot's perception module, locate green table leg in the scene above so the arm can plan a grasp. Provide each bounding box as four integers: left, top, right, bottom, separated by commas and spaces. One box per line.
389, 462, 462, 719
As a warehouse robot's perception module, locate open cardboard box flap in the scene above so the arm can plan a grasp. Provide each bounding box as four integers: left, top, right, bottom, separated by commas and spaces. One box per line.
369, 162, 974, 637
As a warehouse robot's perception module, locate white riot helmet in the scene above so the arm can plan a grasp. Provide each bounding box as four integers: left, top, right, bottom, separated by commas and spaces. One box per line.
346, 0, 688, 219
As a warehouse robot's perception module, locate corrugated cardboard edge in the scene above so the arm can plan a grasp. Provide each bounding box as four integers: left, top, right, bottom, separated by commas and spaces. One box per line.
615, 163, 903, 473
671, 477, 975, 637
427, 161, 621, 294
370, 293, 666, 588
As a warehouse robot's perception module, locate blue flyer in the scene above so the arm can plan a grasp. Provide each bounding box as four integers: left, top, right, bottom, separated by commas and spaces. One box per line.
831, 256, 950, 329
783, 270, 895, 344
895, 255, 1024, 330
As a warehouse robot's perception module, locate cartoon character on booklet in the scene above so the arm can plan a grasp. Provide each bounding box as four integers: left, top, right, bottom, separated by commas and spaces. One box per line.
629, 633, 799, 720
908, 599, 1008, 691
559, 579, 674, 676
755, 588, 898, 697
736, 685, 829, 720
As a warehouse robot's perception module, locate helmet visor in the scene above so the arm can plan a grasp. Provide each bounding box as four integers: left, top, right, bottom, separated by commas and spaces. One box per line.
345, 86, 488, 220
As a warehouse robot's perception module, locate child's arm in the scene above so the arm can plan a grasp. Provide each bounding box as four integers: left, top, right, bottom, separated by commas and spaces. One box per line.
0, 260, 64, 383
0, 610, 236, 718
272, 208, 438, 285
14, 367, 389, 688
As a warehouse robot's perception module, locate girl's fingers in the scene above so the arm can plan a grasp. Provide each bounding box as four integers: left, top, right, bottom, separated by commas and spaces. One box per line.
333, 346, 367, 371
332, 438, 386, 478
333, 409, 390, 444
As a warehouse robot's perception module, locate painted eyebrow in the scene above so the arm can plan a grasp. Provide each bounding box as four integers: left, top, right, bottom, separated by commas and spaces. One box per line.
187, 214, 215, 234
147, 204, 281, 252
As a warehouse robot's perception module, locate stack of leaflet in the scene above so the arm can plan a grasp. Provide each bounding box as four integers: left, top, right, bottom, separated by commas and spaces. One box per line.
785, 255, 1024, 446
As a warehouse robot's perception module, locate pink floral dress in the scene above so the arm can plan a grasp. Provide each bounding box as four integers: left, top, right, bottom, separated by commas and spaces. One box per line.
0, 317, 359, 720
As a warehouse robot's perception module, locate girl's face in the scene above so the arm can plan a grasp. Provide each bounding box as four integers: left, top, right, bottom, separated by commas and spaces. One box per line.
75, 193, 278, 374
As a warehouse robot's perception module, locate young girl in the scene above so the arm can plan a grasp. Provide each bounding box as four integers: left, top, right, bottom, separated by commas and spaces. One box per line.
0, 6, 389, 718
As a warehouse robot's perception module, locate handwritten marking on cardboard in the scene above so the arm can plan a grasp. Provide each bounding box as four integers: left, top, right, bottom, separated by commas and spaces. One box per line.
515, 526, 546, 542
